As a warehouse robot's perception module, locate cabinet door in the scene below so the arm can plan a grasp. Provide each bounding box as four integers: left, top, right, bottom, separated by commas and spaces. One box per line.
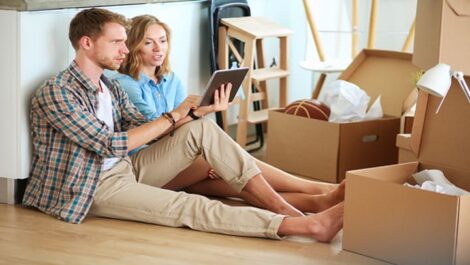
0, 10, 19, 180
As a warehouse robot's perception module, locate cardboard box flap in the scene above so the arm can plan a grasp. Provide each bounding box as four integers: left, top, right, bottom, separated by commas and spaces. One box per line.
339, 49, 420, 117
456, 196, 470, 265
415, 76, 470, 189
447, 0, 470, 16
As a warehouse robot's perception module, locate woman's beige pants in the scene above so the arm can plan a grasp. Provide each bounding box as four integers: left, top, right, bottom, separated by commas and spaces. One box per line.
90, 119, 284, 239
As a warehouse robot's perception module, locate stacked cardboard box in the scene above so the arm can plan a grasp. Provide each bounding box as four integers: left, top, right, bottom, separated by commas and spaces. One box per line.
344, 2, 470, 263
413, 0, 470, 74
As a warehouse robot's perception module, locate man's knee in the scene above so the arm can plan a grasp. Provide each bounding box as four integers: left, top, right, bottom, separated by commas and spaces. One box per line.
183, 118, 218, 134
196, 117, 217, 128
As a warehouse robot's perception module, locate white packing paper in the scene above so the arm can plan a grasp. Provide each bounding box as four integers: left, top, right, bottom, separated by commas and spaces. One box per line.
323, 80, 370, 122
322, 80, 384, 123
363, 95, 384, 121
404, 169, 470, 196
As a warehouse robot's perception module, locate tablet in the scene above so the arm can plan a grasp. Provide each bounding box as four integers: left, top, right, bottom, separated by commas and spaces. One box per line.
199, 67, 249, 106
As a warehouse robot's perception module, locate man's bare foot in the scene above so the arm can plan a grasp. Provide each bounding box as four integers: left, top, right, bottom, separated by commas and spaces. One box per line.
277, 202, 344, 242
307, 202, 344, 242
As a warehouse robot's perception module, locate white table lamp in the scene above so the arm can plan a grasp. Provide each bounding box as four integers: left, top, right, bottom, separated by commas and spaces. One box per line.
417, 63, 470, 113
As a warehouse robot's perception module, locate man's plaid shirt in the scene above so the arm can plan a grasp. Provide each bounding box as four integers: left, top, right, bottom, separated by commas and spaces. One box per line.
23, 61, 148, 223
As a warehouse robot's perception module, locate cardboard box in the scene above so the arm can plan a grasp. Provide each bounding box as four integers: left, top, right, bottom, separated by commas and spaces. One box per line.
343, 80, 470, 265
267, 49, 420, 183
413, 0, 470, 74
396, 133, 417, 163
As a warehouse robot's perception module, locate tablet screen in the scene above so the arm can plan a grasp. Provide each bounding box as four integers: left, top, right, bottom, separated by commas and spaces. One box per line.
199, 67, 249, 106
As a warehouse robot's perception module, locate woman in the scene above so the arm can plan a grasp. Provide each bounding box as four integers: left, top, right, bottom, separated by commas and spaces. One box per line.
115, 15, 344, 214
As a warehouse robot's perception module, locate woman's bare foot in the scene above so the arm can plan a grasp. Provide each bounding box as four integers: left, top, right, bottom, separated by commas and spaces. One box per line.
277, 202, 344, 243
306, 180, 345, 213
303, 181, 338, 194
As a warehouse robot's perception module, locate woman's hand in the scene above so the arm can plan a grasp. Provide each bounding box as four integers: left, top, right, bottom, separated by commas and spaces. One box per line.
195, 83, 233, 117
207, 169, 221, 180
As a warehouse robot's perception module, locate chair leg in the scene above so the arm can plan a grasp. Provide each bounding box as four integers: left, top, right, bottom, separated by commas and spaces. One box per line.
246, 83, 265, 151
245, 123, 264, 153
312, 73, 327, 99
215, 111, 224, 129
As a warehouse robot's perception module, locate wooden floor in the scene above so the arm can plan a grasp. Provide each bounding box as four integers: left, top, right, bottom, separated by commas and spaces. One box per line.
0, 204, 390, 265
0, 136, 390, 265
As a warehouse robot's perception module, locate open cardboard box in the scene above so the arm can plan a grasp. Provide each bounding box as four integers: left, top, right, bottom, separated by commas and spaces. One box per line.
343, 79, 470, 265
413, 0, 470, 74
267, 49, 420, 183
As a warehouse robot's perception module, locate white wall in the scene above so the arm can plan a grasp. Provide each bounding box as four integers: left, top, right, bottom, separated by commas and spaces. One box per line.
108, 1, 211, 94
0, 0, 417, 180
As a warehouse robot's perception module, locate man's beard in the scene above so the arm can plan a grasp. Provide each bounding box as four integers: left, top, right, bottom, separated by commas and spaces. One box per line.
98, 58, 120, 71
95, 52, 123, 71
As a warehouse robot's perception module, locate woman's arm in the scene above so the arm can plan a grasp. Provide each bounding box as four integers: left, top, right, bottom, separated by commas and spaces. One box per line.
193, 83, 233, 118
173, 74, 187, 109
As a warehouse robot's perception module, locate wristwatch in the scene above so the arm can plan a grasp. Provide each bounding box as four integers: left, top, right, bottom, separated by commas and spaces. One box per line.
188, 109, 200, 120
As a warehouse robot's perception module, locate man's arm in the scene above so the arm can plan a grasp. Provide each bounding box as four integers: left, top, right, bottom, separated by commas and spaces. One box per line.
112, 81, 150, 129
127, 112, 179, 150
125, 84, 232, 150
127, 95, 200, 150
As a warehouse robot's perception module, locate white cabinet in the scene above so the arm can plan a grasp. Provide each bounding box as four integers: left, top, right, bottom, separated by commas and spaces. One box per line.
0, 9, 73, 203
0, 9, 73, 182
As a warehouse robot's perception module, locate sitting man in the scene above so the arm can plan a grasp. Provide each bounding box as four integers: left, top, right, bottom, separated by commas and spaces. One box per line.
23, 8, 344, 242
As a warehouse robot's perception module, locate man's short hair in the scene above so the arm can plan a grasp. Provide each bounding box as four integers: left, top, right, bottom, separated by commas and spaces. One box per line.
69, 8, 128, 50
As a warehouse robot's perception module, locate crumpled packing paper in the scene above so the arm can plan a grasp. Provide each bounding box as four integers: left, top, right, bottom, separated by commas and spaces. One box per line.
322, 80, 383, 122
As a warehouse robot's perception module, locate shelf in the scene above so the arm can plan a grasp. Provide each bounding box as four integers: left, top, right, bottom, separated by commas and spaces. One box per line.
251, 68, 289, 83
299, 60, 351, 73
247, 109, 271, 124
222, 17, 293, 39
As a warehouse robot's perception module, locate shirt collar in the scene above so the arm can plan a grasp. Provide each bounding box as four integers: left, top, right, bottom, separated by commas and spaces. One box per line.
139, 72, 168, 86
68, 61, 116, 92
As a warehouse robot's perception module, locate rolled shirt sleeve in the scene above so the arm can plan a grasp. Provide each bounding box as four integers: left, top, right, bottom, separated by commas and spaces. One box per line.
37, 84, 129, 158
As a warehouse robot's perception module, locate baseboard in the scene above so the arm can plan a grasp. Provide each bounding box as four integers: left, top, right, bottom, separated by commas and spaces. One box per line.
0, 177, 27, 204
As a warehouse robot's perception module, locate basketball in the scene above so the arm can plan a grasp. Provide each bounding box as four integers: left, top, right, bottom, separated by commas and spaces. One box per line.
284, 99, 330, 121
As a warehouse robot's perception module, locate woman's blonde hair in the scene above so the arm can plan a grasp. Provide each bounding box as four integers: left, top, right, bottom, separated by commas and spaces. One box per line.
119, 15, 172, 80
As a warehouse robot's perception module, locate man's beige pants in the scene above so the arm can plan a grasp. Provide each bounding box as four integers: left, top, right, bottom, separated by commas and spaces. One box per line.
90, 119, 284, 239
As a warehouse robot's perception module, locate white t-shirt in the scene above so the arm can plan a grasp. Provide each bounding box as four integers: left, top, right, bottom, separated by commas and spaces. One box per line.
96, 80, 120, 171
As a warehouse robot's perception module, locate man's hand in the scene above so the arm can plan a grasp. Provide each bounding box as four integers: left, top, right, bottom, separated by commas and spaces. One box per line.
195, 83, 232, 117
173, 95, 200, 121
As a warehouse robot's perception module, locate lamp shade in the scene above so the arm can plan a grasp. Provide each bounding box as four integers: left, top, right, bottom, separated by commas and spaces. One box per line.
416, 63, 452, 98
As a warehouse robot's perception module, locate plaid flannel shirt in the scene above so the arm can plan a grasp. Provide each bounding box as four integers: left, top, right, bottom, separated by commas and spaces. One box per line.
23, 61, 148, 223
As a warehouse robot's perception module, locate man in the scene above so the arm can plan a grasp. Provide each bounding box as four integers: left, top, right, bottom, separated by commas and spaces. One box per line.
23, 8, 343, 242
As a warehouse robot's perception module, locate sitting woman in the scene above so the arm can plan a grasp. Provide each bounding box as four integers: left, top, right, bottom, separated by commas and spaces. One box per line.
114, 14, 344, 215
